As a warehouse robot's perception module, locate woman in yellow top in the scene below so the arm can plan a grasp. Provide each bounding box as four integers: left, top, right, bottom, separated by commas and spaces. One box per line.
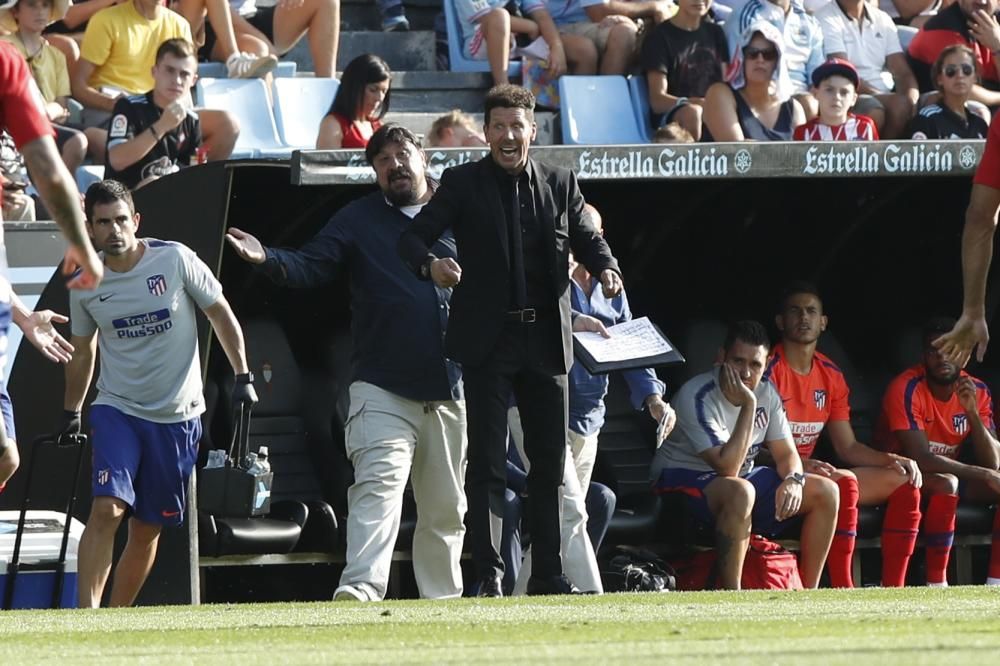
0, 0, 89, 171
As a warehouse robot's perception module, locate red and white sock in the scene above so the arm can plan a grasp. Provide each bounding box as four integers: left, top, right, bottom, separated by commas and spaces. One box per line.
881, 483, 921, 587
828, 475, 859, 588
923, 493, 958, 586
987, 507, 1000, 586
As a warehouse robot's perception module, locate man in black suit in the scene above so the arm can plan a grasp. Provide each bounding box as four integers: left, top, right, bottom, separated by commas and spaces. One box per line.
398, 84, 623, 596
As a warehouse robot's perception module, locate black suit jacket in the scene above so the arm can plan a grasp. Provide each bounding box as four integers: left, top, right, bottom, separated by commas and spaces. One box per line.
399, 155, 620, 371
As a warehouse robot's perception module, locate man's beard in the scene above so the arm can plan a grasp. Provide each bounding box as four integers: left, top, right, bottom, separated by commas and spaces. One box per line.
927, 368, 960, 386
384, 168, 420, 206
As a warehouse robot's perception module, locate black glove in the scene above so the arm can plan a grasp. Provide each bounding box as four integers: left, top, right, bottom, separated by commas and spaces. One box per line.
60, 410, 82, 436
232, 372, 258, 408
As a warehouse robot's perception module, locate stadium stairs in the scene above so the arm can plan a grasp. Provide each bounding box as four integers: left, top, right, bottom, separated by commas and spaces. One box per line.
280, 0, 559, 145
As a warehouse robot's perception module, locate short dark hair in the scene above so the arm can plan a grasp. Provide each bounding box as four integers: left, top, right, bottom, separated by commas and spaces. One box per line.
364, 123, 422, 165
155, 38, 196, 64
724, 319, 771, 352
483, 84, 534, 125
922, 316, 957, 346
329, 53, 392, 121
85, 180, 135, 221
777, 280, 823, 313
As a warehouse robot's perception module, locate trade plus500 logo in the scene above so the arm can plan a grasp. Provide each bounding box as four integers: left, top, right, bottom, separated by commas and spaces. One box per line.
112, 309, 173, 339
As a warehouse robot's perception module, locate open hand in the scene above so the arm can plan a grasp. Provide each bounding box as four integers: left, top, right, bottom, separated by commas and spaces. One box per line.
226, 227, 267, 264
19, 310, 74, 363
933, 313, 988, 365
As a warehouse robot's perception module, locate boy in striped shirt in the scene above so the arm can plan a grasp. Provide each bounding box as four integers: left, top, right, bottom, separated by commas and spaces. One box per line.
794, 59, 878, 141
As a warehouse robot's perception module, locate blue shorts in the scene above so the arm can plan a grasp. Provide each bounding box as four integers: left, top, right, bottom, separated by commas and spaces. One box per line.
653, 466, 798, 537
89, 404, 202, 526
0, 298, 13, 445
0, 389, 14, 444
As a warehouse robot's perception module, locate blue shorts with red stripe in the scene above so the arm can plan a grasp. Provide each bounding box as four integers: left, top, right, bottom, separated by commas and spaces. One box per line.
89, 404, 202, 526
653, 466, 799, 537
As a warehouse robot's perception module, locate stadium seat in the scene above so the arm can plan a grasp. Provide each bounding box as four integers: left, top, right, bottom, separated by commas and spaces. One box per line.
197, 61, 297, 79
227, 319, 340, 552
75, 165, 104, 195
442, 0, 522, 76
558, 76, 647, 145
195, 78, 294, 158
627, 76, 654, 143
273, 78, 341, 150
898, 26, 918, 52
197, 378, 309, 557
199, 320, 341, 557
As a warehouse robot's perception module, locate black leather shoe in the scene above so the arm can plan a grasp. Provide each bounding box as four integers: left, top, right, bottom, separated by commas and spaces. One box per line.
526, 574, 581, 596
476, 574, 503, 598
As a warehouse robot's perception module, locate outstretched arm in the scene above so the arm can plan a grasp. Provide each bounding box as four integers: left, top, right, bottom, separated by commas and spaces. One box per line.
934, 183, 1000, 365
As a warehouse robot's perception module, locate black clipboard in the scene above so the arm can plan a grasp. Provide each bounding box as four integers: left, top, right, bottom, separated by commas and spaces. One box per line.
572, 318, 685, 374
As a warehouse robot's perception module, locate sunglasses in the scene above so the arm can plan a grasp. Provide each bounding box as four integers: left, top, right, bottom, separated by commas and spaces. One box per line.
743, 46, 778, 62
943, 63, 975, 78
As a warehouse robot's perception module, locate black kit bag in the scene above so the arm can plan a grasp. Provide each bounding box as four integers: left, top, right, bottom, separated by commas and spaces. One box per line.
198, 403, 273, 518
601, 545, 677, 593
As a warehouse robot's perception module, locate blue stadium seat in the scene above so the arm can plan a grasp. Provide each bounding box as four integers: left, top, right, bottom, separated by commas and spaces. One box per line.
898, 25, 918, 52
75, 165, 105, 194
442, 0, 522, 76
197, 61, 297, 79
558, 76, 647, 145
195, 78, 293, 158
627, 75, 653, 143
273, 78, 340, 150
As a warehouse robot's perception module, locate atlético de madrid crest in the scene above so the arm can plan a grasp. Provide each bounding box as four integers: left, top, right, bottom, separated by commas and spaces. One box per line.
147, 274, 167, 296
814, 389, 827, 411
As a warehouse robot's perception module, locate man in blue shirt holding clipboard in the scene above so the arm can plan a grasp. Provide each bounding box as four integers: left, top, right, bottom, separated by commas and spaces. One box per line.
569, 205, 675, 493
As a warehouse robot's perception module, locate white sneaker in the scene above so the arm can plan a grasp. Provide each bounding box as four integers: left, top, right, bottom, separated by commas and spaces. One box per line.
333, 583, 373, 601
226, 52, 278, 79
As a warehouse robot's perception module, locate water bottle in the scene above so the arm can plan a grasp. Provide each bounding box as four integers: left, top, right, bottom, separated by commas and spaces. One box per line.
256, 446, 271, 475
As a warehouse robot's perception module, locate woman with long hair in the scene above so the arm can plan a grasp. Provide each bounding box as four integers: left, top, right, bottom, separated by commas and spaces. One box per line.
702, 20, 804, 142
316, 53, 391, 149
909, 44, 989, 140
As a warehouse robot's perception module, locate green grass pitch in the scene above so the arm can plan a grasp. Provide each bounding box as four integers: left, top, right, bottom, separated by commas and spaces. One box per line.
1, 587, 999, 664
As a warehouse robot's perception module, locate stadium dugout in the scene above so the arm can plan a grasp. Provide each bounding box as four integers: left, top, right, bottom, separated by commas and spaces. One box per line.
3, 139, 998, 603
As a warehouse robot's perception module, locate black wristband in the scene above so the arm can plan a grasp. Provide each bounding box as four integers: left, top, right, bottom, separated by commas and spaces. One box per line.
63, 409, 81, 419
235, 372, 254, 384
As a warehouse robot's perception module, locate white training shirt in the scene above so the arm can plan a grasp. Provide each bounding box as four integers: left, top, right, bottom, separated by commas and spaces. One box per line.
814, 1, 903, 93
70, 239, 222, 423
650, 366, 792, 478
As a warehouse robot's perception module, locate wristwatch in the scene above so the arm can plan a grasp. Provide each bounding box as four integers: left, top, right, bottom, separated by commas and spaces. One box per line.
419, 255, 437, 280
785, 472, 806, 486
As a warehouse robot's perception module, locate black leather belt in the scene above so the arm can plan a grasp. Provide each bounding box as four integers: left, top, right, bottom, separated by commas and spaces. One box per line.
505, 308, 537, 323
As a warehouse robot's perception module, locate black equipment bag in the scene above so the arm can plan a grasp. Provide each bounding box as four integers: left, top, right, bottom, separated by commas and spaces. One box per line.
198, 403, 273, 518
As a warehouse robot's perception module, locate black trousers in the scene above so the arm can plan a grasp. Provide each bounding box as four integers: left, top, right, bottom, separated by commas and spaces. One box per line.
463, 317, 568, 581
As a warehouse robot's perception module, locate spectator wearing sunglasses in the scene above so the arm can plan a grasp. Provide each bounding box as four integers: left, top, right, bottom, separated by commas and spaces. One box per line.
910, 44, 989, 139
704, 21, 805, 141
813, 0, 919, 138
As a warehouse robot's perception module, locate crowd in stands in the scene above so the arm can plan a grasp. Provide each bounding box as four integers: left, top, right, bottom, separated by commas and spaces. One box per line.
5, 0, 1000, 215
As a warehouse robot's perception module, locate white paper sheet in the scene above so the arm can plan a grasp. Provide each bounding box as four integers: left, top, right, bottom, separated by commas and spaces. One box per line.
573, 316, 672, 364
